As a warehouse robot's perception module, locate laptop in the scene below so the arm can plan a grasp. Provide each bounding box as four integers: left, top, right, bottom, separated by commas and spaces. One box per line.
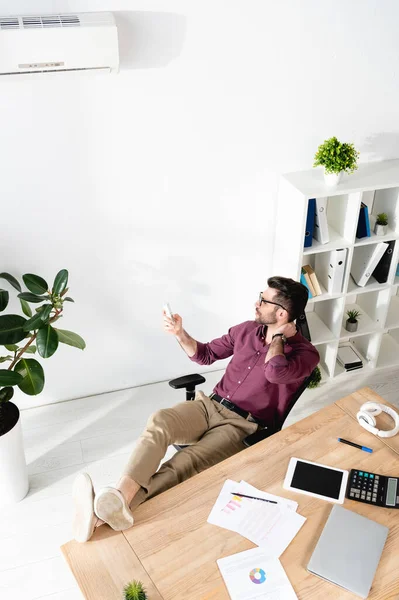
307, 505, 388, 598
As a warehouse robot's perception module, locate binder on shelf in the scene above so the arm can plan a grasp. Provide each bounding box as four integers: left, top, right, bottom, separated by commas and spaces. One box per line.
351, 242, 389, 287
327, 248, 347, 294
303, 264, 322, 296
300, 268, 313, 298
304, 198, 316, 248
356, 203, 371, 239
313, 197, 329, 244
372, 240, 395, 284
396, 263, 399, 277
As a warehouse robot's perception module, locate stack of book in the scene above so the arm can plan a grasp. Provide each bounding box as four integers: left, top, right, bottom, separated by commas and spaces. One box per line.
300, 265, 322, 298
337, 345, 363, 372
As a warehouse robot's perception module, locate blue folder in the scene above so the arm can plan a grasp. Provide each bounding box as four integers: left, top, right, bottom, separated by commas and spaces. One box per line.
300, 270, 313, 298
304, 198, 316, 248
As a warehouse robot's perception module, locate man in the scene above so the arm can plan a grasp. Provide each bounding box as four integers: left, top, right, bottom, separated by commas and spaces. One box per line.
72, 276, 319, 542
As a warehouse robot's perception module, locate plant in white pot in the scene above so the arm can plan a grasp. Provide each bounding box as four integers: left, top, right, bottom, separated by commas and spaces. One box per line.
374, 212, 388, 236
0, 270, 85, 506
345, 309, 361, 333
313, 136, 360, 188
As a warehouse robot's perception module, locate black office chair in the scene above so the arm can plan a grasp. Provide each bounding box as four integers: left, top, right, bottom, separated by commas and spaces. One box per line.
169, 371, 313, 450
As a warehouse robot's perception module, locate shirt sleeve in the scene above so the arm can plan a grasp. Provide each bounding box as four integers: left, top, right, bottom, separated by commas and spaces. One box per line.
263, 344, 320, 384
189, 327, 236, 366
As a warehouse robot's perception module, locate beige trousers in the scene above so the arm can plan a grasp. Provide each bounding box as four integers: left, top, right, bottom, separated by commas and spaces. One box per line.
123, 391, 258, 511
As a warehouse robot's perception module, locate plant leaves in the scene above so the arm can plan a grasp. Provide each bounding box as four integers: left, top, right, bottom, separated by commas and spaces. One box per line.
64, 297, 74, 303
0, 289, 9, 312
53, 269, 68, 295
36, 325, 59, 358
0, 386, 14, 402
4, 344, 18, 351
0, 369, 23, 386
39, 304, 53, 322
0, 273, 21, 292
20, 298, 33, 318
14, 358, 45, 396
17, 292, 47, 303
24, 345, 36, 354
0, 356, 12, 363
0, 315, 27, 345
22, 274, 48, 295
23, 311, 48, 332
55, 329, 86, 350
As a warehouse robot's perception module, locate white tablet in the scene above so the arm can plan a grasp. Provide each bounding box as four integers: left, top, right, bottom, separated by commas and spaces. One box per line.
283, 457, 349, 504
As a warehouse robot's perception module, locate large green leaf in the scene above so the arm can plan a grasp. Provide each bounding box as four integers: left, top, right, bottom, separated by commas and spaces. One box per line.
4, 344, 18, 351
0, 273, 21, 292
0, 369, 23, 386
0, 289, 9, 312
53, 269, 68, 295
39, 304, 53, 322
0, 315, 27, 345
0, 386, 14, 403
36, 325, 59, 358
14, 358, 45, 395
20, 298, 32, 318
17, 292, 47, 303
23, 311, 47, 332
55, 328, 86, 350
22, 274, 48, 295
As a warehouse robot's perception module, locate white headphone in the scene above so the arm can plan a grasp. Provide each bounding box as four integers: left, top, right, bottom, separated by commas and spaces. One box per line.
356, 402, 399, 438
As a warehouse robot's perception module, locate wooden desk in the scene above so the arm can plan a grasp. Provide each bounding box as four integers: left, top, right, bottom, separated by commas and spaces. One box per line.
62, 387, 399, 599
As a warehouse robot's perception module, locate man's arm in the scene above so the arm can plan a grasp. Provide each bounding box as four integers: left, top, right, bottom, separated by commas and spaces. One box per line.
163, 312, 197, 357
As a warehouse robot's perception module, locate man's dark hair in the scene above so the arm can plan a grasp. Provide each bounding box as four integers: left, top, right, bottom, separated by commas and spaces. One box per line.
267, 276, 308, 322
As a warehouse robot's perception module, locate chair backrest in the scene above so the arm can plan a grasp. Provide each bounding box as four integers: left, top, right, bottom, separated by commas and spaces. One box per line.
273, 372, 313, 432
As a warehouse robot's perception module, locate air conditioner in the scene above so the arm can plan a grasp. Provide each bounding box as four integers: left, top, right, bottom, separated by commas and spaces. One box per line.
0, 12, 119, 75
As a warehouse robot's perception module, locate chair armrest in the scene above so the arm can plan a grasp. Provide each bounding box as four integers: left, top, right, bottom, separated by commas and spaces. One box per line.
242, 426, 278, 447
168, 374, 206, 390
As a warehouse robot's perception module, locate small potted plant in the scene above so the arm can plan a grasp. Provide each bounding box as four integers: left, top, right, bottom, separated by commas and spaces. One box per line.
313, 136, 360, 188
345, 309, 361, 333
374, 212, 388, 236
307, 365, 322, 389
124, 581, 148, 600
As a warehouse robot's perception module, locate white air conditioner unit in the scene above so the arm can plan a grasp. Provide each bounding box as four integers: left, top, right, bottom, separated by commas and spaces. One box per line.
0, 12, 119, 75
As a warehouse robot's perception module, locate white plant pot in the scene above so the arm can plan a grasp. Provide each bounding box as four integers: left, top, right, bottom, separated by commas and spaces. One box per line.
374, 223, 388, 236
324, 170, 342, 188
0, 404, 29, 507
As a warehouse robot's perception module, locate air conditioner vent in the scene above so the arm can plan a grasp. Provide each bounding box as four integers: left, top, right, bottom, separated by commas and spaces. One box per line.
0, 18, 19, 29
22, 15, 81, 29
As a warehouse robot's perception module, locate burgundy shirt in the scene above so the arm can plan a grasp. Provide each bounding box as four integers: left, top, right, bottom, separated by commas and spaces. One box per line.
190, 320, 319, 425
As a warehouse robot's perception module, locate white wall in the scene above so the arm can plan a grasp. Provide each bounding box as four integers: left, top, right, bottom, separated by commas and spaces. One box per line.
1, 0, 399, 408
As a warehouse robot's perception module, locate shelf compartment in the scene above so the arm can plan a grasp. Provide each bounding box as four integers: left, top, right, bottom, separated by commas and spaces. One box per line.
303, 250, 350, 300
306, 297, 344, 343
350, 333, 381, 368
341, 289, 389, 337
370, 187, 399, 234
376, 331, 399, 368
385, 287, 399, 328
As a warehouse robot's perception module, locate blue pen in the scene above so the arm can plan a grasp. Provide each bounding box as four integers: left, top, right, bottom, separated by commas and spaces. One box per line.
338, 438, 373, 453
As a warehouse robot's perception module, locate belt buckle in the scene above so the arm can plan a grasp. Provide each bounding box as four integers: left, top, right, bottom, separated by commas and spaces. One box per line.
246, 412, 253, 422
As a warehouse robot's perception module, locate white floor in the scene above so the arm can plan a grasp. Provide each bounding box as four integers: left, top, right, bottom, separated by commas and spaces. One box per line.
1, 366, 399, 600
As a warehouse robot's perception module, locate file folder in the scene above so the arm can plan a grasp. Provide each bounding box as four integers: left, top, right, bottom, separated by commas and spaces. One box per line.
372, 240, 395, 284
356, 203, 369, 239
313, 197, 329, 244
304, 198, 316, 248
351, 242, 389, 287
327, 248, 347, 294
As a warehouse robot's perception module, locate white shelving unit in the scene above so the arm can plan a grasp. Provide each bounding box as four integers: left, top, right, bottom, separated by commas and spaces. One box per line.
273, 159, 399, 381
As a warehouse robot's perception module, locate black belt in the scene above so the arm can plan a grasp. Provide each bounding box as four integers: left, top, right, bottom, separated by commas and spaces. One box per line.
210, 393, 267, 428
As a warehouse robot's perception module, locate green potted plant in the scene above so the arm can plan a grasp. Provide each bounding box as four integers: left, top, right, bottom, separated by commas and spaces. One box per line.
374, 212, 388, 236
307, 365, 322, 389
0, 270, 85, 507
313, 136, 360, 188
124, 581, 148, 600
345, 309, 361, 333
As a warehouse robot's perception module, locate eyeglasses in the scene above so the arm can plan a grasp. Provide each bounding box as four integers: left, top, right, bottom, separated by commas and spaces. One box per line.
258, 292, 287, 312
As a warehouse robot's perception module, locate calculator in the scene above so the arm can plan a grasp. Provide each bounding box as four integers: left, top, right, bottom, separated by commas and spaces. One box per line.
346, 469, 399, 508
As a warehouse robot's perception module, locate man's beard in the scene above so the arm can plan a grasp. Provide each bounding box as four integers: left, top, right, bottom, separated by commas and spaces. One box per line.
255, 310, 278, 325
